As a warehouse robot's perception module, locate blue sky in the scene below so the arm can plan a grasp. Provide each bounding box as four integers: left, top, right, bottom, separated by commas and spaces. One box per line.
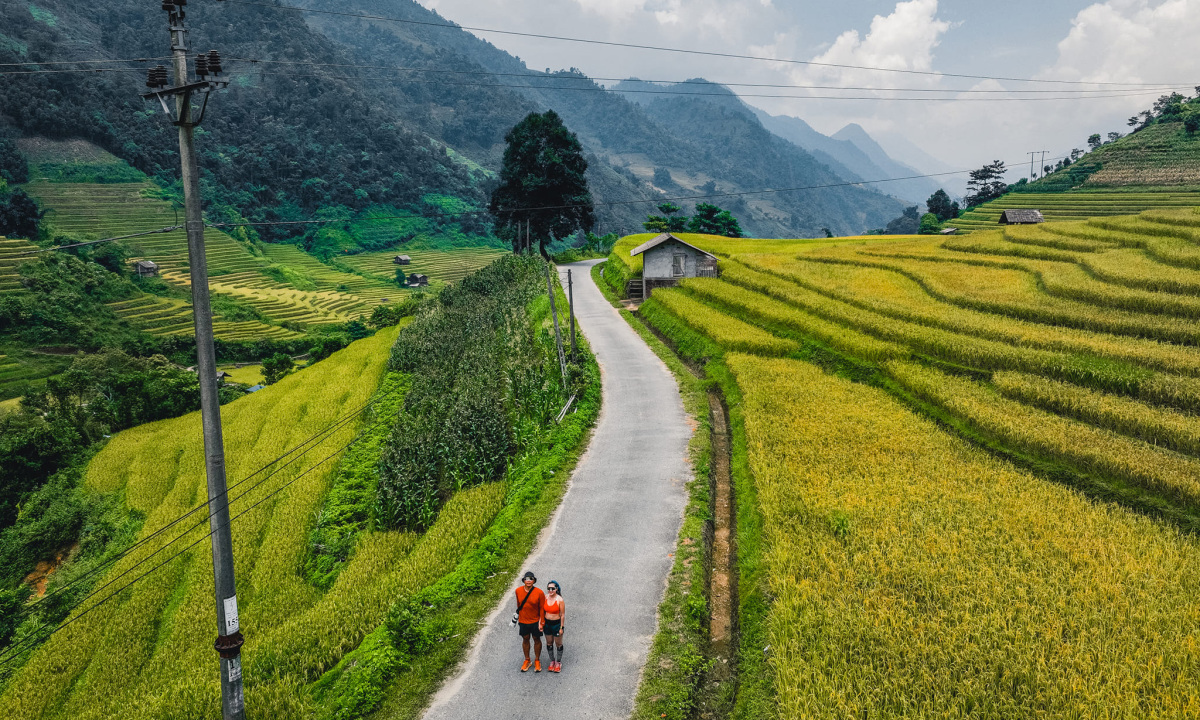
418, 1, 1198, 188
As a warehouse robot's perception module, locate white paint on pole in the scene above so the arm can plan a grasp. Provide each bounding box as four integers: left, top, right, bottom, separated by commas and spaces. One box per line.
228, 657, 242, 683
223, 595, 239, 634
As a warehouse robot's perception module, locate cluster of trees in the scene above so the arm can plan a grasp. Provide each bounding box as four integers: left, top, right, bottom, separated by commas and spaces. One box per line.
643, 202, 744, 237
1128, 90, 1200, 134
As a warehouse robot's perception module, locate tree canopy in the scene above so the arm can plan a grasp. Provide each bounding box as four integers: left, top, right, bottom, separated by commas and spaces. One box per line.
964, 161, 1008, 207
925, 189, 960, 222
643, 202, 743, 237
488, 111, 595, 257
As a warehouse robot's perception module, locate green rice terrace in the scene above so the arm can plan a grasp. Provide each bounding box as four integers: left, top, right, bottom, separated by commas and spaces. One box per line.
951, 190, 1200, 232
338, 247, 510, 287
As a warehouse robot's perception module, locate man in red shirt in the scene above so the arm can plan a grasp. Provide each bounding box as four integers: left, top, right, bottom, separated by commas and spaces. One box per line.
514, 571, 546, 672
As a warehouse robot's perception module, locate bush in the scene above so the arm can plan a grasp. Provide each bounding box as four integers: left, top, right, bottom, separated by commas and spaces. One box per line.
262, 353, 295, 385
919, 213, 941, 235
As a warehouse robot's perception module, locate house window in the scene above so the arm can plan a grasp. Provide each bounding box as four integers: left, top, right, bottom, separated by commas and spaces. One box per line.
672, 253, 686, 277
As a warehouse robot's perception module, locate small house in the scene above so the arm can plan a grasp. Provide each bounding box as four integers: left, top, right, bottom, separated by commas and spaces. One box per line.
940, 227, 959, 235
214, 371, 229, 383
134, 260, 159, 277
407, 273, 429, 287
629, 233, 719, 298
998, 209, 1045, 225
393, 255, 411, 266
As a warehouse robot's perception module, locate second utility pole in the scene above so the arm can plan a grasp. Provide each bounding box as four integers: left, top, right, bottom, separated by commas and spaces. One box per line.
147, 2, 244, 718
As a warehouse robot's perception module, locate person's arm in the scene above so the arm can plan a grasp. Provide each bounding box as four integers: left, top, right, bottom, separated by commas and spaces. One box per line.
539, 592, 546, 629
559, 598, 566, 635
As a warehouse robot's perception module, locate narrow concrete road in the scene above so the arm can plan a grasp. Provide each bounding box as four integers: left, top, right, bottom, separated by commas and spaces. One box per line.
421, 260, 692, 720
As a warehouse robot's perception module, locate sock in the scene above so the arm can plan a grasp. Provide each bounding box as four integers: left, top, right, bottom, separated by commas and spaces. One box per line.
556, 645, 564, 662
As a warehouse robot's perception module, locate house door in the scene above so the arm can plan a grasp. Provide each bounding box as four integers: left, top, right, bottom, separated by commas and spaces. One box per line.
671, 253, 686, 277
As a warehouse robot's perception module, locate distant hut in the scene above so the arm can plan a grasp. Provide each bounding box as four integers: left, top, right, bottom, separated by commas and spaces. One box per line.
393, 254, 412, 265
214, 371, 229, 383
627, 233, 719, 299
134, 260, 159, 277
407, 273, 429, 287
940, 227, 959, 235
998, 209, 1045, 225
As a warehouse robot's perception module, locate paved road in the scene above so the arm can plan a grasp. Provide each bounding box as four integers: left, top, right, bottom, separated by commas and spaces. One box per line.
421, 260, 692, 720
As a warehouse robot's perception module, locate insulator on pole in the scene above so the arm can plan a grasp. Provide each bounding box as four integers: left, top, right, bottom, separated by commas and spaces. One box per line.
207, 50, 222, 75
195, 54, 209, 78
146, 68, 158, 88
161, 1, 174, 11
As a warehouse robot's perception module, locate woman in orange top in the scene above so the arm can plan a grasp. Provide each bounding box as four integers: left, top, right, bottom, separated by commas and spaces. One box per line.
543, 580, 566, 673
515, 571, 546, 672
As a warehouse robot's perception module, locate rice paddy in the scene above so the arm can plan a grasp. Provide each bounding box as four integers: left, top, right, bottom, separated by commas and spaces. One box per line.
337, 246, 510, 286
0, 327, 519, 719
624, 205, 1200, 716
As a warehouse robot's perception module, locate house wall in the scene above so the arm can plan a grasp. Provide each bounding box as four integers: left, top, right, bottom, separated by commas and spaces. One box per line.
644, 240, 707, 279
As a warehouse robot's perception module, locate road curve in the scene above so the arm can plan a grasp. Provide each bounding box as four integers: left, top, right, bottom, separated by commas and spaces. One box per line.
420, 260, 692, 720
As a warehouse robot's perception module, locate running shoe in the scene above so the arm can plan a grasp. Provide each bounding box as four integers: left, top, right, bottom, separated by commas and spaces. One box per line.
551, 661, 561, 673
534, 660, 542, 673
521, 659, 532, 672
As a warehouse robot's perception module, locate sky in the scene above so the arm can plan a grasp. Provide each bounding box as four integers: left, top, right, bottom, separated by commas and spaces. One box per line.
416, 0, 1199, 190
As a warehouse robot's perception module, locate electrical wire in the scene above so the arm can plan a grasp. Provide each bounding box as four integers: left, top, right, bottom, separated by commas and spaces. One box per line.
18, 387, 393, 617
0, 438, 358, 668
0, 57, 172, 67
246, 69, 1172, 102
16, 160, 1071, 255
221, 0, 1193, 88
226, 57, 1185, 95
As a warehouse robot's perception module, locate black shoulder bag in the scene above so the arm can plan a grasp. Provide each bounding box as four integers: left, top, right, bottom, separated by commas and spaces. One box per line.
511, 587, 535, 626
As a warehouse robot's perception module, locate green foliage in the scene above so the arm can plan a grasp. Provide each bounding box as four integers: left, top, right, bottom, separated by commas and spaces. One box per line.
689, 202, 744, 238
644, 202, 689, 233
919, 213, 941, 235
489, 111, 595, 255
0, 411, 81, 528
262, 352, 295, 385
22, 349, 200, 443
0, 188, 42, 239
0, 133, 28, 184
32, 163, 144, 184
367, 295, 430, 329
377, 255, 570, 531
965, 160, 1009, 207
885, 206, 921, 235
926, 189, 960, 222
305, 373, 410, 590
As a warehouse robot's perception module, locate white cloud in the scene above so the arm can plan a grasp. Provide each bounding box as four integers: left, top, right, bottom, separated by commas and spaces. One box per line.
802, 0, 949, 86
1047, 0, 1199, 85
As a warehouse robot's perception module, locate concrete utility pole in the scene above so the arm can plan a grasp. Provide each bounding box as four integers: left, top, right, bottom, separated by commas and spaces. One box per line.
143, 2, 244, 718
567, 268, 577, 357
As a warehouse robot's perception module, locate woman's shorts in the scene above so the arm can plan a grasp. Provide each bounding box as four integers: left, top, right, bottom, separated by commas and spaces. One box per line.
518, 622, 543, 638
543, 619, 562, 637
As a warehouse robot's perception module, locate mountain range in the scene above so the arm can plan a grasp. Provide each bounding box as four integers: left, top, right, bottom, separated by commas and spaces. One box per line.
0, 0, 954, 241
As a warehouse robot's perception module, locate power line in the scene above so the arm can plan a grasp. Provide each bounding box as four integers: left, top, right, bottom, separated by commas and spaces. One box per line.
226, 57, 1184, 95
221, 0, 1192, 88
246, 69, 1171, 102
19, 160, 1070, 254
20, 387, 392, 617
0, 438, 357, 669
0, 57, 172, 67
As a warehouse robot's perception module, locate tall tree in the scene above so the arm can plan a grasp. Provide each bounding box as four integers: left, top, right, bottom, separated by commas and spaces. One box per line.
925, 189, 960, 222
964, 160, 1008, 207
489, 111, 595, 258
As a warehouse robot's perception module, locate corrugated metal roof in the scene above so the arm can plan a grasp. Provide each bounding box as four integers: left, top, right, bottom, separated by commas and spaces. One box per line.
998, 209, 1045, 224
629, 233, 718, 258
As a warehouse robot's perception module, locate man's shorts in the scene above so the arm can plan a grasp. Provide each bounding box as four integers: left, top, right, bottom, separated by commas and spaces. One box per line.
518, 622, 543, 638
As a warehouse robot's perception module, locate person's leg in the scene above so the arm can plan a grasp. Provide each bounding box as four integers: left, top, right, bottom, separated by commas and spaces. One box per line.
522, 634, 531, 660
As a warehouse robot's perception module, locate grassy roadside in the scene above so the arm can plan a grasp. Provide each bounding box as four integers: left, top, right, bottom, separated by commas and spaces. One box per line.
591, 263, 725, 720
308, 271, 602, 720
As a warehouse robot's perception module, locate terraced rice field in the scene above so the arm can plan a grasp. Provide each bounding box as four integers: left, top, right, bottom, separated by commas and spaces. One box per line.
339, 247, 508, 286
105, 296, 297, 341
0, 235, 38, 293
21, 182, 401, 330
951, 190, 1200, 232
620, 207, 1200, 716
